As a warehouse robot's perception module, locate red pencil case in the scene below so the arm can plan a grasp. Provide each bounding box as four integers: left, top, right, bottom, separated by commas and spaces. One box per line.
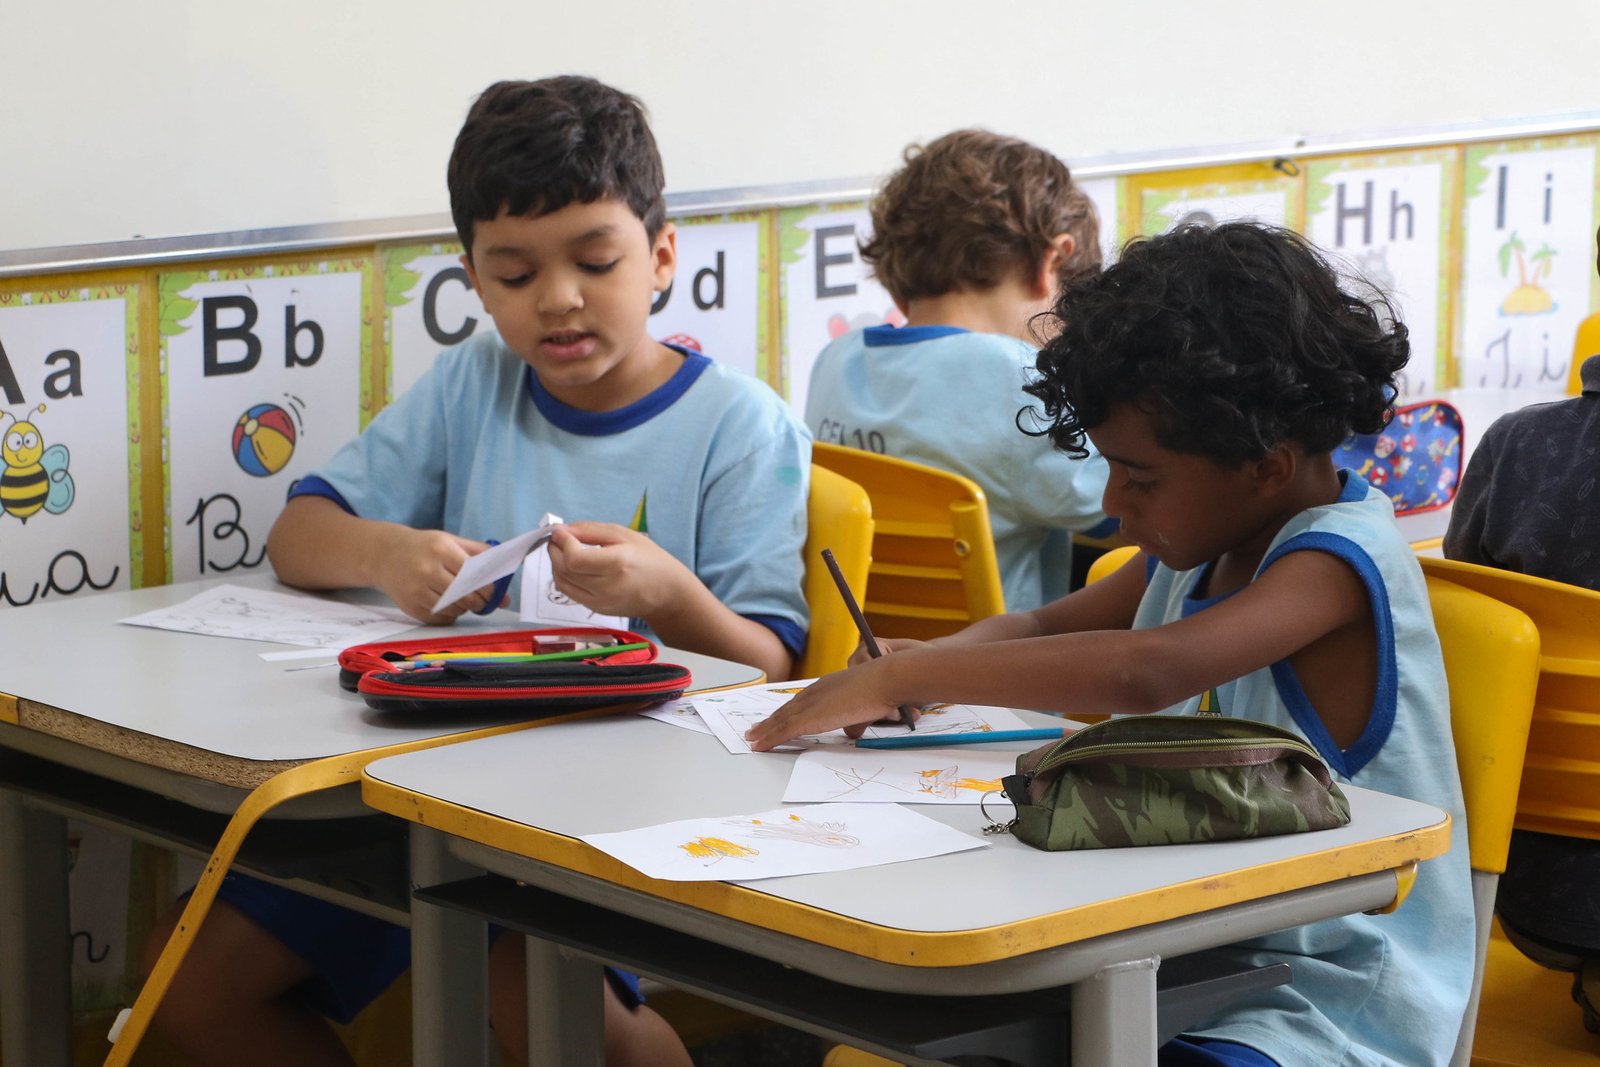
338, 627, 692, 715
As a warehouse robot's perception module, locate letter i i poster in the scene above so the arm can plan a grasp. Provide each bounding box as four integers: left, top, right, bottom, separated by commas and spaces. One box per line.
1305, 149, 1456, 399
777, 203, 898, 417
0, 284, 139, 607
159, 259, 370, 583
1457, 135, 1600, 391
382, 242, 483, 405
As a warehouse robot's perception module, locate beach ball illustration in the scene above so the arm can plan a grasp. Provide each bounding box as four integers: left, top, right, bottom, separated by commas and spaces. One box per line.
232, 403, 297, 477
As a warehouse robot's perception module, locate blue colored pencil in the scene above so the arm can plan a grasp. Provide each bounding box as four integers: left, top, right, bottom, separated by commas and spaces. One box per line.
855, 728, 1068, 750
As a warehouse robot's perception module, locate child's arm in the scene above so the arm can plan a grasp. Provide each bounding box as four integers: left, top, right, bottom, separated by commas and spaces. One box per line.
266, 496, 503, 624
549, 523, 793, 681
747, 548, 1368, 749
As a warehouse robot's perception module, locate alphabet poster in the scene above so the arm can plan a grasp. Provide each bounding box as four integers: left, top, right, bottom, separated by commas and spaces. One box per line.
0, 284, 138, 608
383, 241, 483, 403
1457, 135, 1600, 390
159, 259, 369, 583
1078, 175, 1123, 267
777, 204, 899, 416
1136, 173, 1297, 236
1306, 149, 1456, 399
649, 213, 765, 380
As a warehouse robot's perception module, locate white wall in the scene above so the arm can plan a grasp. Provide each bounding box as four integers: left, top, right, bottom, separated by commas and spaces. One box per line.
4, 0, 1598, 252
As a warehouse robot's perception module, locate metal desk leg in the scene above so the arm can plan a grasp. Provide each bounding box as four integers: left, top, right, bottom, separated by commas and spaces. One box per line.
410, 825, 491, 1067
1071, 957, 1160, 1067
524, 934, 604, 1067
0, 786, 71, 1067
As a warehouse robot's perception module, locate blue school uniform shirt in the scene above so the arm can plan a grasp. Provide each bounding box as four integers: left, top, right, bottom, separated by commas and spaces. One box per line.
805, 324, 1109, 610
1132, 471, 1473, 1067
293, 331, 810, 654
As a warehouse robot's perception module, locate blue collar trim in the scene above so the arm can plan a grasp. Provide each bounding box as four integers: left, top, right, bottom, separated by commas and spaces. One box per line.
862, 324, 968, 347
525, 345, 710, 436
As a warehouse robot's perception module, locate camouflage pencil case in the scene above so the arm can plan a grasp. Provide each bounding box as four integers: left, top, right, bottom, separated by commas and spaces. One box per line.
996, 715, 1350, 851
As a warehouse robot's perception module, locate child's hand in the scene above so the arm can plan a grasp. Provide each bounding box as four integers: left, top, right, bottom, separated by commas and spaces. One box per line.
374, 528, 505, 625
849, 635, 929, 666
744, 659, 903, 751
548, 522, 692, 618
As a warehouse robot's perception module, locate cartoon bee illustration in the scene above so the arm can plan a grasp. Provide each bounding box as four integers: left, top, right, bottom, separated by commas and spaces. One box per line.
1, 404, 74, 523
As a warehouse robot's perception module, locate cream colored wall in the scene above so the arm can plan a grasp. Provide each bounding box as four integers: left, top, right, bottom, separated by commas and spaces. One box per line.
4, 0, 1599, 251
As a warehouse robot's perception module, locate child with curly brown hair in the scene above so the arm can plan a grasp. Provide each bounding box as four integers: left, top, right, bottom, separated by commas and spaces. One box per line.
804, 129, 1110, 609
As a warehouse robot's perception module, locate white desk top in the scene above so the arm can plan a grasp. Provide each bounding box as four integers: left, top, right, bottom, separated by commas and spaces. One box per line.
0, 573, 761, 770
365, 713, 1450, 971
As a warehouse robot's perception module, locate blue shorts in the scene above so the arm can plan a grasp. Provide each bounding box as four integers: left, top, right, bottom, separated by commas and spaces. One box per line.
1162, 1037, 1280, 1066
210, 873, 644, 1025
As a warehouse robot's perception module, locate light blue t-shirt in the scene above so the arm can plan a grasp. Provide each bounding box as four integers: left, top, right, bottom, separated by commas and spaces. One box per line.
295, 331, 811, 653
1133, 472, 1474, 1067
805, 324, 1110, 610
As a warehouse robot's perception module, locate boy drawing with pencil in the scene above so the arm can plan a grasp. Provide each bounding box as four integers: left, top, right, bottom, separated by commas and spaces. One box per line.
751, 223, 1474, 1067
142, 76, 810, 1067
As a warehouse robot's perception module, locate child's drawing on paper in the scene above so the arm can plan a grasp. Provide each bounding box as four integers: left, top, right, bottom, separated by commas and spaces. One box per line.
690, 680, 1032, 754
580, 802, 985, 882
741, 812, 859, 848
677, 836, 760, 864
783, 748, 1016, 805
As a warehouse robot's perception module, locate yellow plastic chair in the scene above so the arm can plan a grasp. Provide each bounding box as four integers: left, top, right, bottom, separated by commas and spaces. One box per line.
1424, 576, 1542, 1066
1084, 543, 1139, 585
797, 463, 875, 678
810, 442, 1003, 641
1570, 312, 1600, 396
1418, 558, 1600, 1064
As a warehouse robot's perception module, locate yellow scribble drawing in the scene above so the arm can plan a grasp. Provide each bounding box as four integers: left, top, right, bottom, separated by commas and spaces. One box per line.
742, 812, 860, 848
677, 836, 760, 862
1498, 231, 1558, 316
917, 766, 1003, 797
769, 686, 808, 695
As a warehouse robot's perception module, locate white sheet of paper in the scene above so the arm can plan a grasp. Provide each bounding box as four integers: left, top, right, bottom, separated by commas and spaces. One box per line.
120, 584, 415, 648
689, 679, 1031, 755
431, 523, 559, 614
639, 698, 713, 734
519, 512, 630, 630
783, 747, 1017, 805
580, 802, 985, 881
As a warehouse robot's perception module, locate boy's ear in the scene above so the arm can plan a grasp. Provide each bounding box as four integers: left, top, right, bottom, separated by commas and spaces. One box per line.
1032, 233, 1078, 298
459, 253, 479, 293
1252, 444, 1299, 495
651, 221, 678, 292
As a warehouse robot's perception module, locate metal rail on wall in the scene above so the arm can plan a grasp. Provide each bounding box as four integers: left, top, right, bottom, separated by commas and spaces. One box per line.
5, 108, 1600, 279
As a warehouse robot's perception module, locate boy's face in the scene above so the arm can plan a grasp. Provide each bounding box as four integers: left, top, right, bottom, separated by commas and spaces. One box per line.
1086, 402, 1268, 572
462, 198, 677, 411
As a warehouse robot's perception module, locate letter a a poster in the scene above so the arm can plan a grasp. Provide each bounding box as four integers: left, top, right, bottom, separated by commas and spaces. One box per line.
0, 284, 139, 608
159, 259, 370, 583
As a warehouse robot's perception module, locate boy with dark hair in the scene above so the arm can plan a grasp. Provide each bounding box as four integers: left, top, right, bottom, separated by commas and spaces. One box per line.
754, 223, 1475, 1066
143, 75, 810, 1067
805, 129, 1109, 609
1443, 228, 1600, 1031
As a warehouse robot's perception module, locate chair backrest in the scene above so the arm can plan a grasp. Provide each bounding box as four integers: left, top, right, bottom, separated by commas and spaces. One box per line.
796, 464, 874, 678
810, 442, 1003, 641
1084, 544, 1140, 586
1419, 556, 1600, 841
1571, 311, 1600, 396
1425, 575, 1541, 1067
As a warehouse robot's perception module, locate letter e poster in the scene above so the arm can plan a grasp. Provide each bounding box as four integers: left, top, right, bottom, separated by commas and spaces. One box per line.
777, 203, 898, 417
160, 259, 369, 583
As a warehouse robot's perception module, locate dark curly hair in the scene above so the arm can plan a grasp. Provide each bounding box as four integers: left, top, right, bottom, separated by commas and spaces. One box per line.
862, 129, 1100, 304
448, 76, 666, 256
1021, 223, 1408, 463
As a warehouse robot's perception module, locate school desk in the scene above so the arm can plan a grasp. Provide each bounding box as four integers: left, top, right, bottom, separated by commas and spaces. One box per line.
362, 714, 1453, 1067
0, 572, 761, 1067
